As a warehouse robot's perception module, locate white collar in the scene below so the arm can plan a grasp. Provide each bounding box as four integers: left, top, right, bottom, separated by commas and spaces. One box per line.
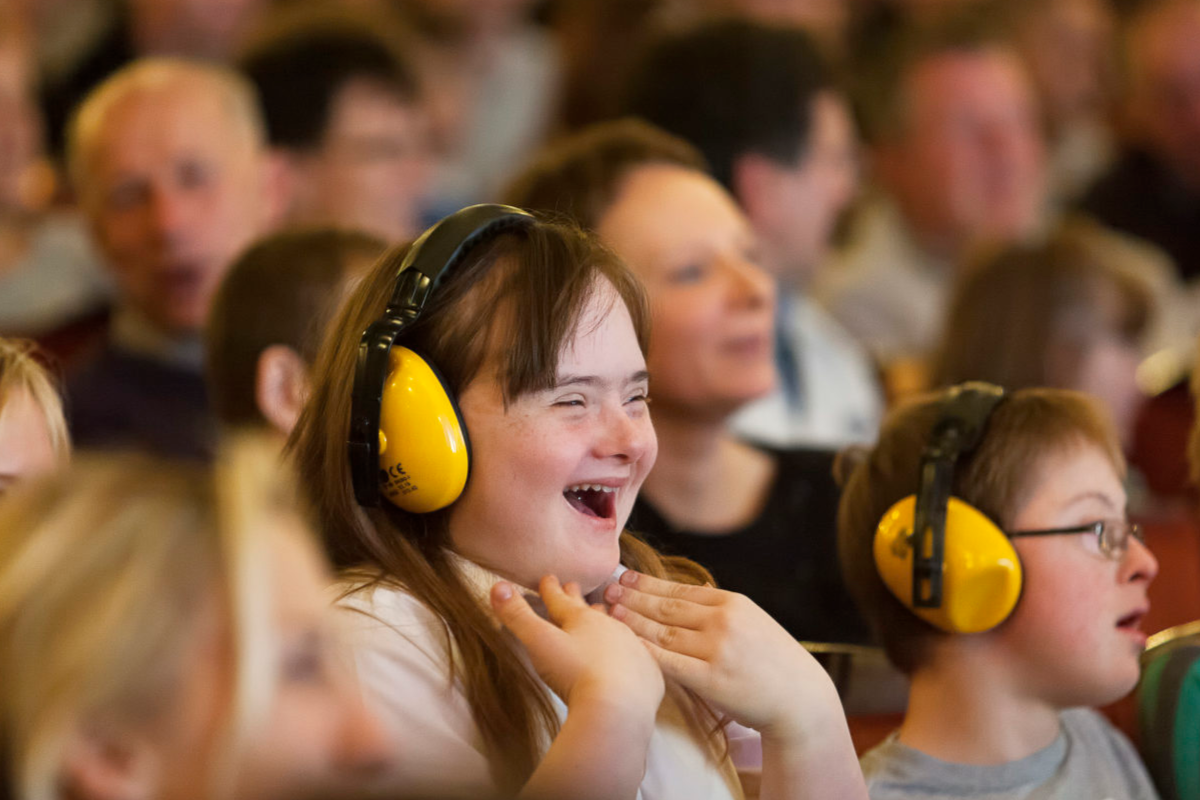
446, 551, 626, 623
110, 304, 205, 369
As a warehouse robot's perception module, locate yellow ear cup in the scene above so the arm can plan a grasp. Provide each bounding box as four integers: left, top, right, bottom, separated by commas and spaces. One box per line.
377, 346, 469, 513
874, 495, 1023, 634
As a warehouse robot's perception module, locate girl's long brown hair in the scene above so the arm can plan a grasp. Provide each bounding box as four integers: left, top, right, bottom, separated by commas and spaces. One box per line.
288, 220, 730, 794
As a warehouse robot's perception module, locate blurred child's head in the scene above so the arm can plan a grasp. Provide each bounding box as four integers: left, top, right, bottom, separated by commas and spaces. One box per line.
838, 387, 1156, 706
934, 221, 1153, 447
206, 228, 386, 436
0, 339, 68, 495
0, 438, 388, 800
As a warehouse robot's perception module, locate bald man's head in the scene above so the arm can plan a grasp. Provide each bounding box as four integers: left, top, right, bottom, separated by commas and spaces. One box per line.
68, 59, 279, 336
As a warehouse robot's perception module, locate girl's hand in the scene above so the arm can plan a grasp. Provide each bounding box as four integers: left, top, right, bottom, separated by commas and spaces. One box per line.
604, 570, 838, 744
490, 575, 665, 718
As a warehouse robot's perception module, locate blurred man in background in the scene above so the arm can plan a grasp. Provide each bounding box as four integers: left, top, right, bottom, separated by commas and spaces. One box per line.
65, 59, 281, 456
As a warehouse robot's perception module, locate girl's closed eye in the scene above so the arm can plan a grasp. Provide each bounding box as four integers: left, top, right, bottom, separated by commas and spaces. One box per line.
626, 390, 650, 406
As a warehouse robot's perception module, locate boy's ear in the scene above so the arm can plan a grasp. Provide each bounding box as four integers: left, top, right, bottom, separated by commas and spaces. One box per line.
256, 344, 312, 436
62, 724, 160, 800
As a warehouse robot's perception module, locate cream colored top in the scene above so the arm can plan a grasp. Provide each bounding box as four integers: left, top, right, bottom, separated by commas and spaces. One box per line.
337, 557, 743, 799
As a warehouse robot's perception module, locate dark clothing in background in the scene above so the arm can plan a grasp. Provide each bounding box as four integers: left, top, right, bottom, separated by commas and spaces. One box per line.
1080, 147, 1200, 282
66, 344, 214, 459
628, 446, 872, 645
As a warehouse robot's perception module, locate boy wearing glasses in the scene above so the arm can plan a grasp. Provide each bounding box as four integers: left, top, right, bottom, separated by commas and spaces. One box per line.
837, 386, 1160, 798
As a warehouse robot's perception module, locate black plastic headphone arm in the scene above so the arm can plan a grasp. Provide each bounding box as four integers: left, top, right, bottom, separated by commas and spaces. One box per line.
911, 447, 954, 608
910, 383, 1005, 610
387, 268, 434, 316
348, 314, 412, 507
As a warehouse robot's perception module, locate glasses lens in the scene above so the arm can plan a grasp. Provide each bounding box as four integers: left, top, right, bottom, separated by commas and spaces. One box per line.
1099, 520, 1140, 557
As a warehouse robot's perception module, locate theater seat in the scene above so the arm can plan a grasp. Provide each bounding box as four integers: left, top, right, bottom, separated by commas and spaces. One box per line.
1137, 622, 1200, 800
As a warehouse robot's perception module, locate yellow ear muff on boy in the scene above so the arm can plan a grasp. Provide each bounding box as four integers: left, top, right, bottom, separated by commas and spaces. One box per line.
875, 495, 1023, 634
377, 346, 469, 513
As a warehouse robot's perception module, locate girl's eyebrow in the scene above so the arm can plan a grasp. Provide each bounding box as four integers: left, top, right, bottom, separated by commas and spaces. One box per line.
554, 370, 651, 388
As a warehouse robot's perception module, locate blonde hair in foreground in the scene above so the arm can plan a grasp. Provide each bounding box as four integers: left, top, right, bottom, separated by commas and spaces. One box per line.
0, 339, 68, 460
0, 436, 296, 800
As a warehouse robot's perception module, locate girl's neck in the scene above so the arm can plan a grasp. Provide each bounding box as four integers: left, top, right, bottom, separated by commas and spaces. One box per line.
642, 408, 774, 534
898, 646, 1061, 764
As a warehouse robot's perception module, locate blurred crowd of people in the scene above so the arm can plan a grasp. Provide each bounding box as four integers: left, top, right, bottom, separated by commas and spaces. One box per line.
2, 0, 1200, 798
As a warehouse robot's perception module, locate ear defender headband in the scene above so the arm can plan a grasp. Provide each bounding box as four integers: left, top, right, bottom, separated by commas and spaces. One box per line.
348, 204, 536, 511
873, 382, 1024, 634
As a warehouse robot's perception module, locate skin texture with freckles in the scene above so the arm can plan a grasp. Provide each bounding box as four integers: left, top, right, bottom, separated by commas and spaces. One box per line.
448, 279, 657, 593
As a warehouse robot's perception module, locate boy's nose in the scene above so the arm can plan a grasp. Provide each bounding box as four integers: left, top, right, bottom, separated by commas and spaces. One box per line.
1121, 534, 1159, 585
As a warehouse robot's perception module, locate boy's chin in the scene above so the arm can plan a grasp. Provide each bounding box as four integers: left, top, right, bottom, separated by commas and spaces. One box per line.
1057, 666, 1141, 709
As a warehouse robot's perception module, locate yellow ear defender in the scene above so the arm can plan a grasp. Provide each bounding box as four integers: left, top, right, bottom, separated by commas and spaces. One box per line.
872, 382, 1023, 634
348, 204, 535, 511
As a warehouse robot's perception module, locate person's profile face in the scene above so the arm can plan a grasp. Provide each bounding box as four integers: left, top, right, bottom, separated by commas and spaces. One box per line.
106, 515, 389, 800
230, 517, 392, 799
994, 443, 1157, 707
0, 387, 58, 496
596, 164, 777, 418
84, 80, 270, 336
447, 280, 657, 593
297, 78, 433, 243
887, 49, 1045, 246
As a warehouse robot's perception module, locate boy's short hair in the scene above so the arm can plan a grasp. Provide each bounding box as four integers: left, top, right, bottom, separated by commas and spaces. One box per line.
206, 228, 386, 428
501, 118, 707, 231
239, 9, 419, 150
851, 6, 1013, 146
623, 17, 833, 194
836, 387, 1124, 673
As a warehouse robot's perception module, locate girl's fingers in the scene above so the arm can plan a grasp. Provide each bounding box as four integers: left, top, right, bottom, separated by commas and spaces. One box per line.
539, 574, 587, 625
491, 581, 567, 656
604, 582, 709, 630
639, 638, 709, 689
618, 570, 723, 606
610, 602, 709, 658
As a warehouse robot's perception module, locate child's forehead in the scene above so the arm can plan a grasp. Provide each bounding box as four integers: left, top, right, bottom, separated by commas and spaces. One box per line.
1008, 442, 1126, 528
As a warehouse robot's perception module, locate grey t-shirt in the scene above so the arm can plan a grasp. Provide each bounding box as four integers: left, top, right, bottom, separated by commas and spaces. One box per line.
860, 708, 1159, 800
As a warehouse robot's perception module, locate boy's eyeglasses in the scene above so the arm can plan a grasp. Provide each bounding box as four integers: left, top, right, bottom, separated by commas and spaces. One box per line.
1006, 519, 1143, 559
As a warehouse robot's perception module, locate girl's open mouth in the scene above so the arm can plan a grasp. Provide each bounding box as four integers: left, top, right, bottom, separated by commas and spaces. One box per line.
564, 484, 617, 519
